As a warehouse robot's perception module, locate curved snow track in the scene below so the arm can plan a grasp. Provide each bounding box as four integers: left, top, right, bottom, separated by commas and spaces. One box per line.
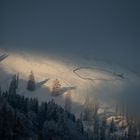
73, 66, 125, 82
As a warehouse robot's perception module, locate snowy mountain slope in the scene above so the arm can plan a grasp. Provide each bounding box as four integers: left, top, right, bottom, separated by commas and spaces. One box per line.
0, 52, 140, 118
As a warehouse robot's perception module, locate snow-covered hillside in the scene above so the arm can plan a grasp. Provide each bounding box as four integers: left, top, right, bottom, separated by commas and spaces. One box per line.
0, 52, 139, 117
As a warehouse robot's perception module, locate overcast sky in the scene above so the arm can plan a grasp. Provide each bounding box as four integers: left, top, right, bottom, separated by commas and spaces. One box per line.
0, 0, 140, 72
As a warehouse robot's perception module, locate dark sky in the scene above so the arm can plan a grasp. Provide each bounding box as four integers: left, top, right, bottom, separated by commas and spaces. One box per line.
0, 0, 140, 71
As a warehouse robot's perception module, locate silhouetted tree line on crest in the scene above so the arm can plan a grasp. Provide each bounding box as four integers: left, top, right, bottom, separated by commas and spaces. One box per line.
0, 74, 139, 140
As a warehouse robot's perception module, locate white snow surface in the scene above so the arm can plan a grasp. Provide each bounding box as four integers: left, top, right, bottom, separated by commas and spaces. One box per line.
0, 51, 140, 117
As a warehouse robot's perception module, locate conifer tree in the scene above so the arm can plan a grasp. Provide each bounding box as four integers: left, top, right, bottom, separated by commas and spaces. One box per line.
27, 71, 36, 91
100, 112, 107, 140
83, 96, 91, 121
51, 79, 61, 96
110, 118, 116, 134
65, 91, 72, 112
93, 116, 100, 140
9, 74, 18, 94
16, 73, 19, 89
76, 119, 84, 134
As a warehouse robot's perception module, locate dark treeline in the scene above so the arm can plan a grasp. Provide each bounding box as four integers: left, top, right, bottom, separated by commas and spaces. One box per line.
0, 75, 139, 140
0, 91, 86, 140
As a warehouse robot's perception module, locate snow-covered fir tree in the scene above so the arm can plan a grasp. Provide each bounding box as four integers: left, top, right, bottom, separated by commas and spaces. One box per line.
51, 79, 61, 96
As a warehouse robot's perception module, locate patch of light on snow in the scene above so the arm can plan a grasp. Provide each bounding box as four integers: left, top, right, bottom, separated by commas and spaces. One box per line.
0, 52, 135, 112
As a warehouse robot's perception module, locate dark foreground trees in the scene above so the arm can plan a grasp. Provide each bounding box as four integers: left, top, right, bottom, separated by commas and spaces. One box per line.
0, 92, 86, 140
0, 76, 139, 140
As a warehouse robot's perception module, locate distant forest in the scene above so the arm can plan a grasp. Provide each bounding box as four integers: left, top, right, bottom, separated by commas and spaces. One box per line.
0, 74, 139, 140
